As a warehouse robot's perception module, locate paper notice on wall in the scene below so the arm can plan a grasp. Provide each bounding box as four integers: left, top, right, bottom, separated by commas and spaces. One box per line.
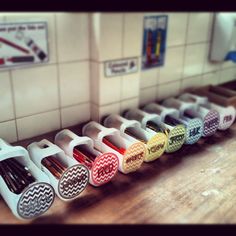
0, 22, 49, 69
104, 57, 138, 78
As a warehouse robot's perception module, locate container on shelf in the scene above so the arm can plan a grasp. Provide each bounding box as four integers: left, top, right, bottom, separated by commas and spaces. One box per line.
82, 121, 145, 174
103, 114, 167, 162
27, 139, 89, 201
161, 99, 204, 144
177, 93, 220, 137
191, 89, 236, 130
55, 129, 119, 187
0, 138, 55, 220
124, 108, 185, 153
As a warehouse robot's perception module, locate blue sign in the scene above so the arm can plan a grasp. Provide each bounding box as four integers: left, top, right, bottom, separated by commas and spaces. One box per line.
142, 15, 168, 70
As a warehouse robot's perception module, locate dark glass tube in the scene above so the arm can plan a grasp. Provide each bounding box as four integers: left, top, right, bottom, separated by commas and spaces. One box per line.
124, 127, 147, 144
102, 136, 126, 155
73, 145, 96, 169
41, 156, 67, 179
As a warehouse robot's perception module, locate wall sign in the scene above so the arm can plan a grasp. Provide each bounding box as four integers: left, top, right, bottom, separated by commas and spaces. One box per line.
142, 15, 168, 70
0, 22, 49, 69
104, 57, 138, 78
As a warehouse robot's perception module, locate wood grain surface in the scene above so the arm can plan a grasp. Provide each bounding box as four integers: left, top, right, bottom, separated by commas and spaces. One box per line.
1, 122, 236, 224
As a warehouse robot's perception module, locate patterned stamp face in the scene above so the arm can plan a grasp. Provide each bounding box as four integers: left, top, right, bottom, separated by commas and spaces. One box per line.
91, 153, 119, 186
165, 125, 186, 153
185, 118, 203, 145
218, 109, 235, 130
58, 164, 89, 200
203, 110, 220, 137
122, 142, 145, 173
17, 182, 55, 219
145, 132, 167, 162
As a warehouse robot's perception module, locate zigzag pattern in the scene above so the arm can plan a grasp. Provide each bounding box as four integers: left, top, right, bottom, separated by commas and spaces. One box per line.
166, 125, 186, 153
123, 142, 145, 173
58, 165, 89, 199
145, 132, 167, 162
203, 110, 219, 137
92, 153, 119, 185
17, 183, 54, 219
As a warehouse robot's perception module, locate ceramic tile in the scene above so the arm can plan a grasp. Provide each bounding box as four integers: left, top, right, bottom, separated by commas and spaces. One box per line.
0, 120, 17, 143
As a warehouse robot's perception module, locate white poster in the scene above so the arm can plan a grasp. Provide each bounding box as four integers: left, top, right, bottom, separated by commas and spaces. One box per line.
0, 22, 49, 69
104, 57, 138, 78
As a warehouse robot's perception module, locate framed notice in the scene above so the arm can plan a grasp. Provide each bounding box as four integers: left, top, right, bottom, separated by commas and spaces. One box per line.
142, 15, 168, 70
0, 22, 49, 69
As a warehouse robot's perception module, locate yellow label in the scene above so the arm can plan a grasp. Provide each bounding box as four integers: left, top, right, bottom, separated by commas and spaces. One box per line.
145, 132, 167, 162
122, 142, 145, 173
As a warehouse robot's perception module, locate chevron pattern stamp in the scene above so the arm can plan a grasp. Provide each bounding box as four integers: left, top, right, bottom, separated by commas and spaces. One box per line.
17, 182, 55, 219
165, 125, 186, 153
122, 142, 145, 173
184, 118, 203, 145
145, 132, 167, 162
91, 153, 119, 186
58, 164, 89, 200
203, 110, 220, 137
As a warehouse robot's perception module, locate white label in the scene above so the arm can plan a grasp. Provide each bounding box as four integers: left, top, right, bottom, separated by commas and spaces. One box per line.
104, 58, 138, 78
0, 22, 49, 69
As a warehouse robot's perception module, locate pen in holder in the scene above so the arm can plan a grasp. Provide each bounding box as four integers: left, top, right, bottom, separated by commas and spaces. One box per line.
188, 92, 236, 131
0, 138, 55, 220
103, 114, 167, 162
82, 121, 145, 174
178, 93, 220, 137
160, 99, 204, 145
55, 129, 119, 187
27, 139, 89, 201
142, 105, 187, 151
124, 108, 185, 153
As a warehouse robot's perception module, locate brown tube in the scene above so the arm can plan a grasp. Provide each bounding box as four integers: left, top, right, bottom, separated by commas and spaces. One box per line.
124, 128, 147, 144
73, 145, 95, 169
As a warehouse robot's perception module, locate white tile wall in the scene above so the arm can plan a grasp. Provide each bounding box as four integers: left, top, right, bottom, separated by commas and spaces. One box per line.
121, 72, 140, 100
139, 86, 157, 106
159, 46, 185, 84
16, 110, 60, 140
186, 13, 211, 44
123, 13, 143, 57
59, 61, 90, 107
140, 69, 159, 89
12, 65, 59, 117
157, 81, 181, 101
91, 102, 120, 122
98, 64, 122, 105
202, 71, 220, 85
120, 97, 139, 114
61, 103, 90, 128
203, 43, 221, 73
181, 75, 203, 92
0, 120, 17, 143
0, 72, 14, 122
167, 13, 188, 47
183, 43, 206, 78
56, 13, 89, 63
219, 68, 236, 83
92, 13, 123, 61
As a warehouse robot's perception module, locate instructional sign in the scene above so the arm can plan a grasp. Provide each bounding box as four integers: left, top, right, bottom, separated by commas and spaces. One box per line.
104, 57, 138, 78
142, 15, 168, 70
0, 22, 49, 69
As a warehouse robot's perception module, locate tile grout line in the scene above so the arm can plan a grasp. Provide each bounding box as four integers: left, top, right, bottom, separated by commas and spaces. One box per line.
8, 70, 19, 141
54, 13, 63, 129
180, 12, 191, 93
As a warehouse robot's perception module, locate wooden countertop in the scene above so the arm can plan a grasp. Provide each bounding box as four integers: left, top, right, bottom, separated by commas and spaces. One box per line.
1, 122, 236, 224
